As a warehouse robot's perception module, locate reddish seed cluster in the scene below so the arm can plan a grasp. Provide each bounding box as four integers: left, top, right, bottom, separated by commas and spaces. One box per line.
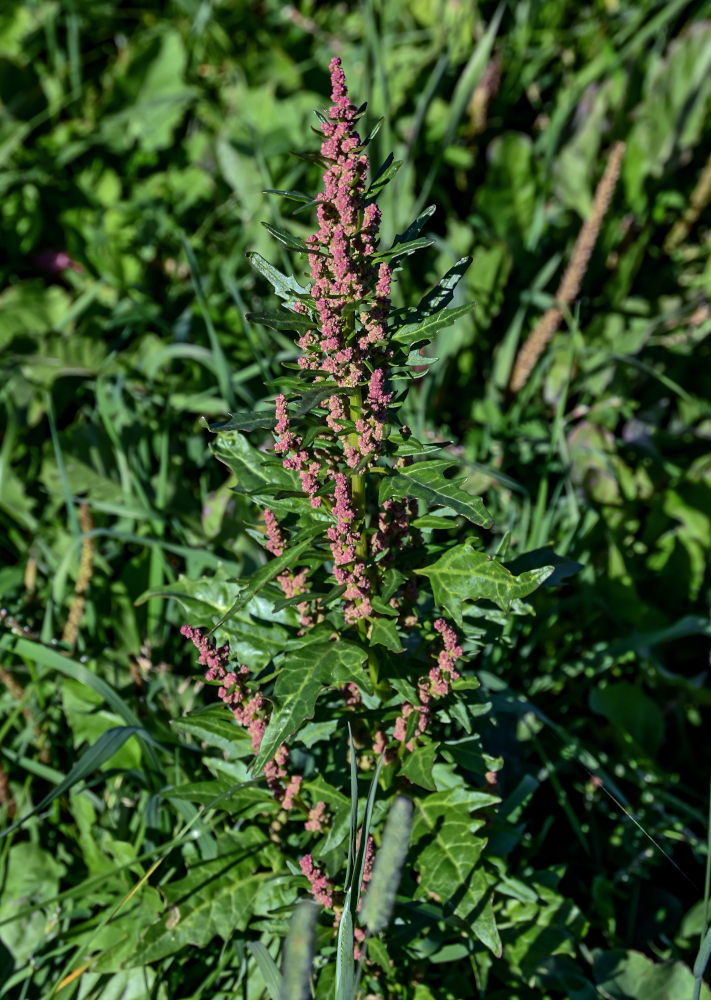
300, 854, 335, 908
392, 618, 462, 751
305, 799, 328, 832
181, 625, 301, 808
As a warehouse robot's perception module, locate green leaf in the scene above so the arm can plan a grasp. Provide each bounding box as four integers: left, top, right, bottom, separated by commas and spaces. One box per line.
416, 540, 554, 625
400, 741, 438, 790
336, 898, 355, 1000
246, 310, 314, 332
253, 641, 369, 772
171, 708, 250, 756
392, 301, 476, 349
365, 153, 402, 202
391, 205, 436, 248
374, 237, 435, 262
246, 252, 311, 301
208, 410, 276, 432
593, 949, 711, 1000
130, 838, 284, 964
411, 791, 501, 955
248, 941, 282, 1000
214, 527, 323, 630
1, 726, 147, 839
380, 460, 493, 527
261, 222, 320, 255
262, 188, 313, 204
370, 617, 404, 653
589, 683, 665, 756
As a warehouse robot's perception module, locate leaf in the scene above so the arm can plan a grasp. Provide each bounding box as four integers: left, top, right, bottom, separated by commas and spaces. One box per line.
392, 301, 476, 349
391, 205, 436, 248
589, 682, 665, 756
373, 237, 435, 262
261, 222, 319, 255
214, 528, 323, 630
380, 460, 493, 527
212, 430, 294, 492
593, 949, 711, 1000
365, 153, 402, 202
400, 741, 438, 790
1, 726, 147, 838
253, 641, 369, 772
246, 252, 311, 301
370, 617, 404, 653
207, 410, 276, 432
411, 792, 501, 955
505, 546, 583, 586
131, 839, 283, 964
171, 708, 251, 756
416, 540, 554, 625
262, 188, 313, 204
248, 941, 282, 1000
246, 310, 314, 332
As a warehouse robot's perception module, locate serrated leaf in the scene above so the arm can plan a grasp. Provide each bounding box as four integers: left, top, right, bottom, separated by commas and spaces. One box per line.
411, 792, 501, 955
212, 431, 297, 495
415, 256, 472, 315
416, 540, 554, 625
365, 153, 402, 202
380, 460, 492, 527
246, 252, 311, 302
253, 641, 369, 772
392, 301, 476, 348
208, 410, 276, 432
400, 741, 438, 790
370, 617, 404, 653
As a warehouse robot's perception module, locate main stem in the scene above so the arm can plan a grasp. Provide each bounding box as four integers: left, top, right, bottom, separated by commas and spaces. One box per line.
347, 385, 380, 691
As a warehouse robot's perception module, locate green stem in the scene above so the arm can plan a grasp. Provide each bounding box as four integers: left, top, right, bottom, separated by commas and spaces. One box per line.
347, 387, 381, 691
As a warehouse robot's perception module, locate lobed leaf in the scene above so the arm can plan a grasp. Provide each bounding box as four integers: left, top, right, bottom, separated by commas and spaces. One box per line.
416, 540, 554, 625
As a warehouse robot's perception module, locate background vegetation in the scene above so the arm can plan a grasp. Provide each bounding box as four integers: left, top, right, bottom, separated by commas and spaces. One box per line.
1, 0, 710, 997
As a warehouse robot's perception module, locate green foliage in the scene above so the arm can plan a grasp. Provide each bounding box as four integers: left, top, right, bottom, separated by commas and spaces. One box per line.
0, 1, 709, 998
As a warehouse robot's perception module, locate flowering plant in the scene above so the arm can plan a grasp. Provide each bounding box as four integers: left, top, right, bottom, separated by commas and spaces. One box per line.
175, 58, 554, 994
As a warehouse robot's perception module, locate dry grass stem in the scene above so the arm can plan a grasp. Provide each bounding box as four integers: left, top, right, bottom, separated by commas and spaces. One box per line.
509, 140, 626, 393
664, 147, 711, 252
62, 502, 95, 649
